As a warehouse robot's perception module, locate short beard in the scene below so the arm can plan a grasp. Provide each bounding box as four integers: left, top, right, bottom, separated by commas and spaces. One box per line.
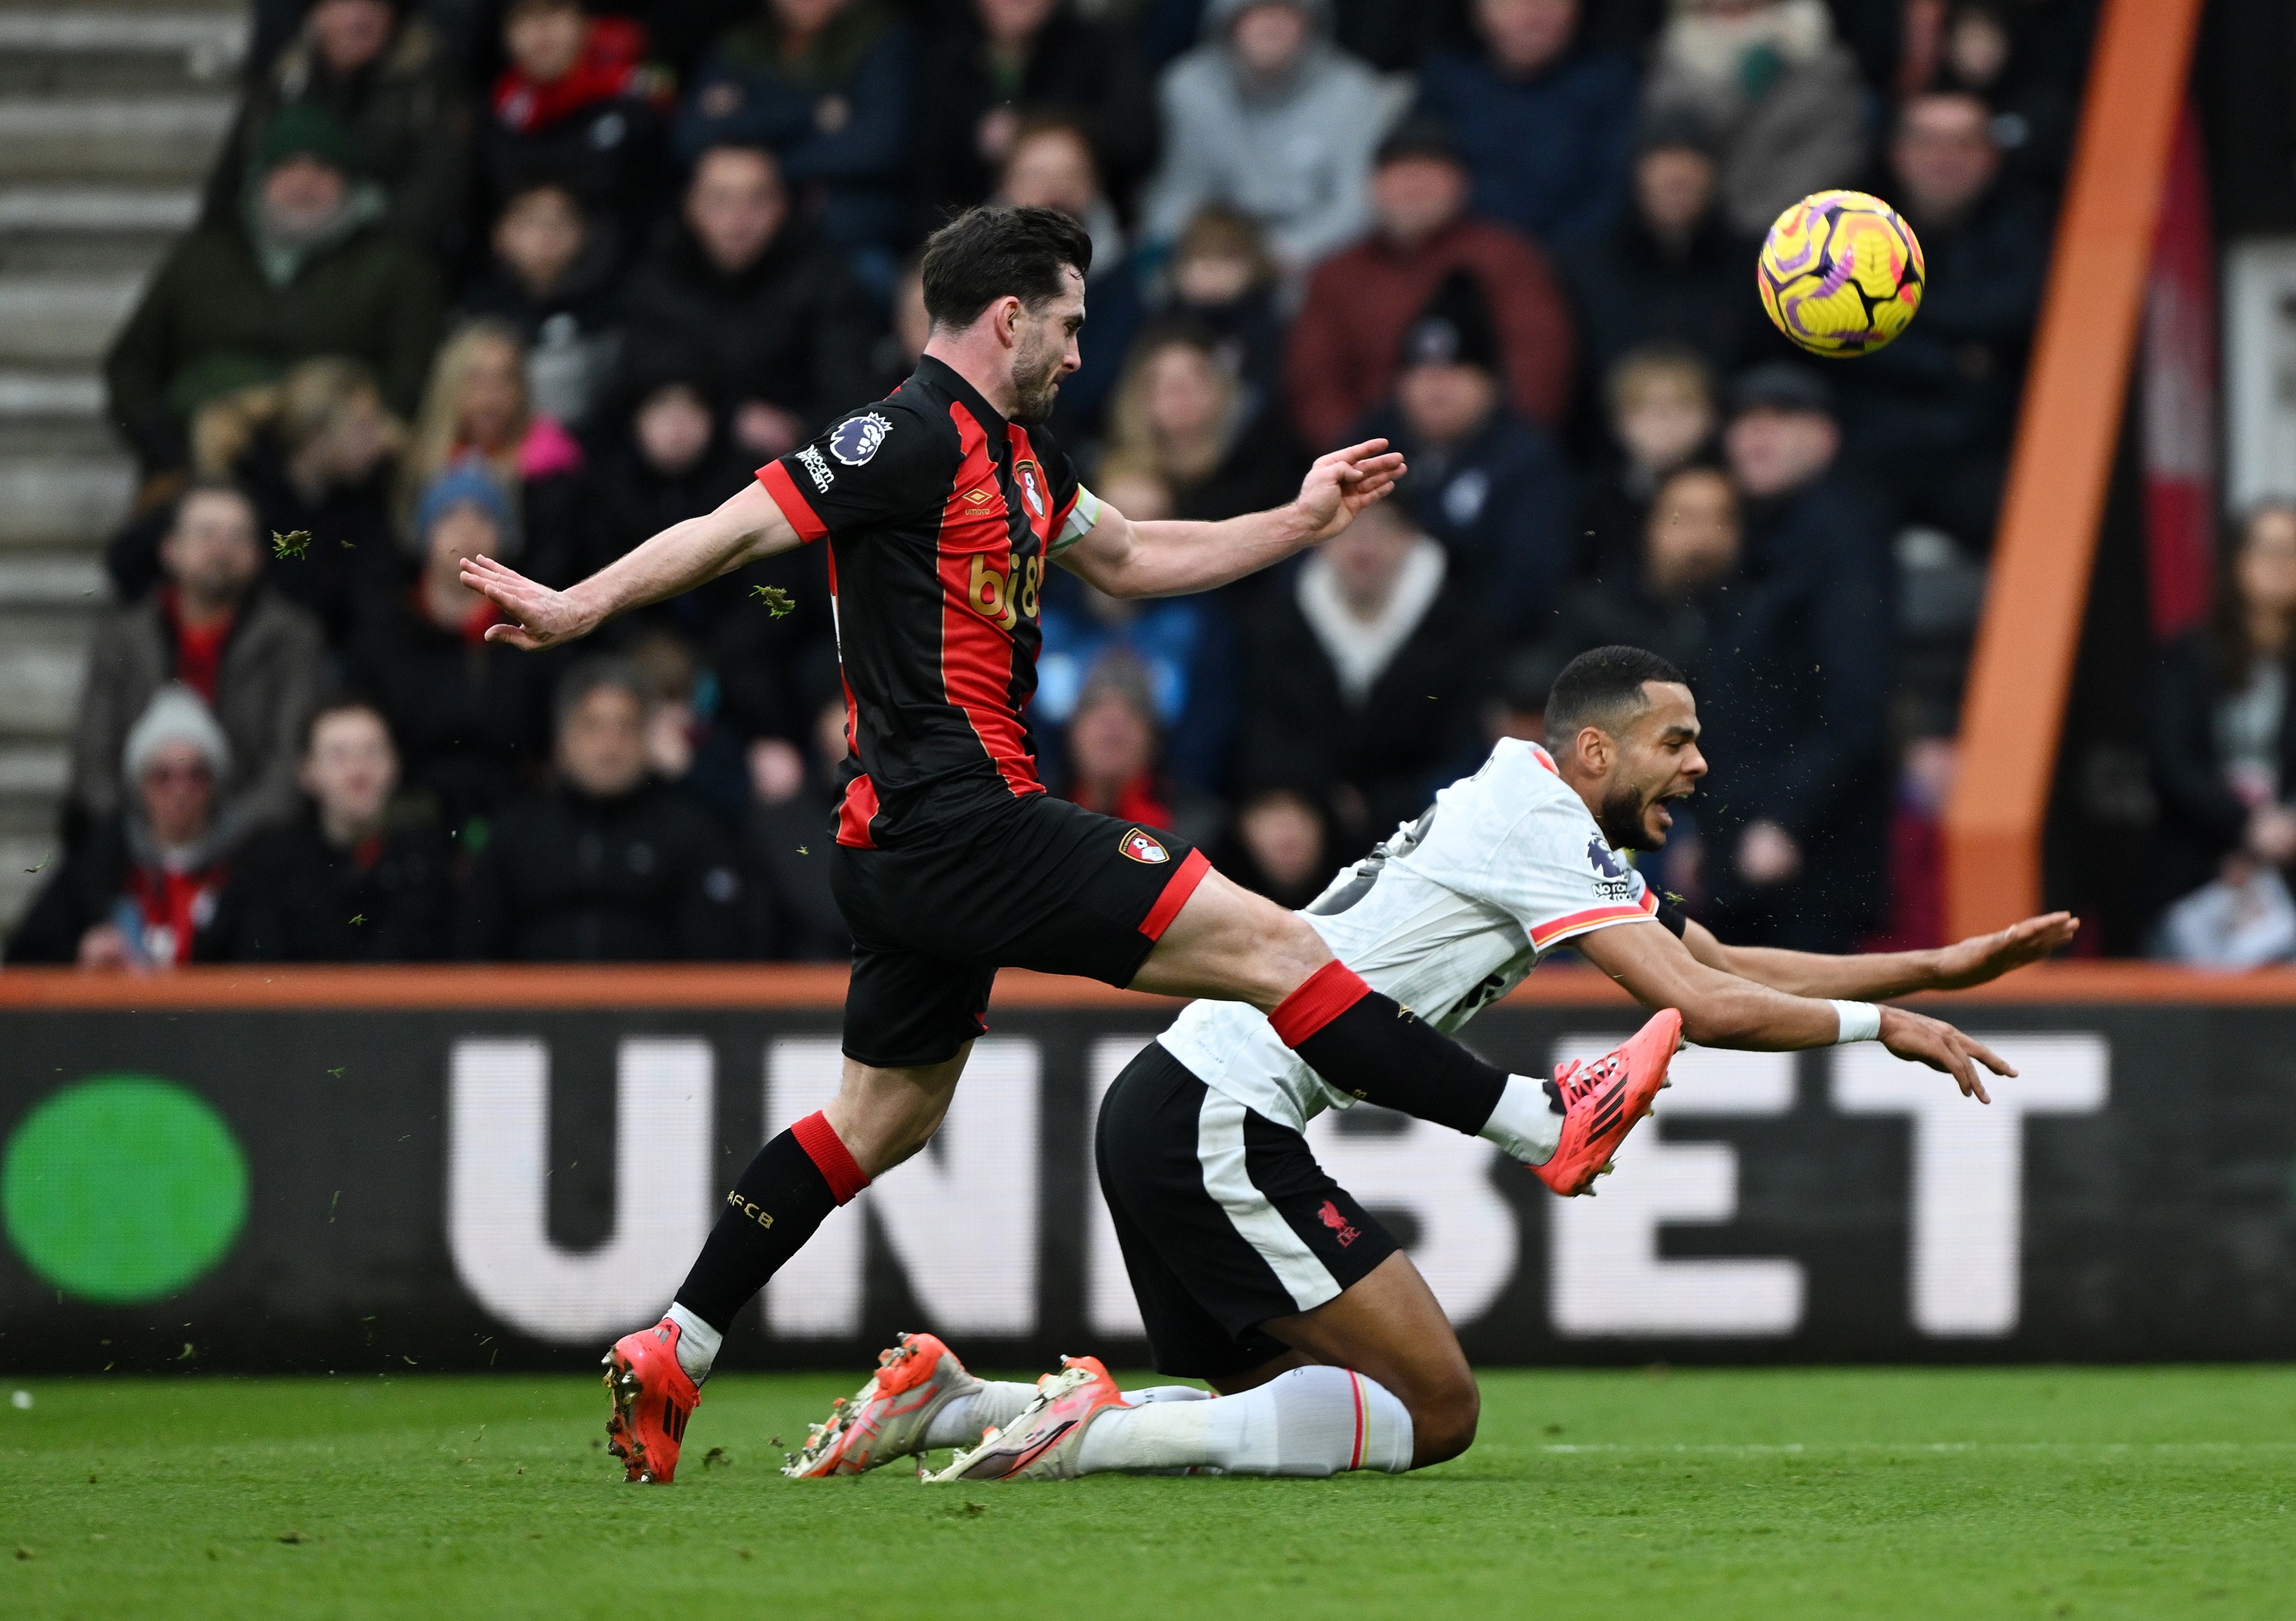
1008, 333, 1064, 423
1595, 783, 1655, 852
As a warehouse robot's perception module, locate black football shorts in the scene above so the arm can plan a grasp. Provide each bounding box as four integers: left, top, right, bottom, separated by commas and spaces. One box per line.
1094, 1042, 1400, 1381
828, 791, 1209, 1068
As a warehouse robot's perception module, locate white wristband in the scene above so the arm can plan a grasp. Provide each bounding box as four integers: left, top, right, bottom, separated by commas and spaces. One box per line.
1829, 1000, 1882, 1043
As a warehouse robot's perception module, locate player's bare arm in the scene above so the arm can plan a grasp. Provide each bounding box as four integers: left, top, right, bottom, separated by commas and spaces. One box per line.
461, 479, 802, 651
1678, 909, 2080, 999
1054, 437, 1408, 599
1574, 919, 2013, 1103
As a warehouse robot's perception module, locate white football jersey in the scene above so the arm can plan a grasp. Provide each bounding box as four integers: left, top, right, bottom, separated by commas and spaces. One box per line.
1158, 738, 1664, 1133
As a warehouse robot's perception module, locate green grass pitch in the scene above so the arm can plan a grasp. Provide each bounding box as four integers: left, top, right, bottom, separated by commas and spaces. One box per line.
3, 1367, 2291, 1619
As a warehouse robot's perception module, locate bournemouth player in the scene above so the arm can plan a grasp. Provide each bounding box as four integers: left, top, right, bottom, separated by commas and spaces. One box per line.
780, 648, 2077, 1483
458, 207, 1669, 1483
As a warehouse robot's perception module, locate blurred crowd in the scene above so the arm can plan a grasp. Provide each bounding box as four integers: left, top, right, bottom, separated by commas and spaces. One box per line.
8, 0, 2103, 969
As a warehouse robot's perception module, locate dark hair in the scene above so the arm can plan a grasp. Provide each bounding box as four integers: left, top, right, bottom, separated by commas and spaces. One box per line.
2208, 501, 2296, 688
301, 692, 393, 755
554, 655, 654, 734
919, 205, 1093, 329
1545, 645, 1689, 741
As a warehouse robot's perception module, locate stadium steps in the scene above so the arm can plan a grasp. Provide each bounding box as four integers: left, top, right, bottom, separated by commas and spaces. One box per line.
0, 0, 244, 932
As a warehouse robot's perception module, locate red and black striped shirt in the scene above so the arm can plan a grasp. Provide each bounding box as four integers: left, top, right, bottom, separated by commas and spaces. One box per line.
758, 357, 1101, 850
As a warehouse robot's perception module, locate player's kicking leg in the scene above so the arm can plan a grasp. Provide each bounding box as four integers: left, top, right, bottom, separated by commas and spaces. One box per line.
600, 805, 1581, 1482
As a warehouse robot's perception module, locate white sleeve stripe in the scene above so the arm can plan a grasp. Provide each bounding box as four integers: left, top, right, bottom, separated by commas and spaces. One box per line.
1049, 484, 1102, 554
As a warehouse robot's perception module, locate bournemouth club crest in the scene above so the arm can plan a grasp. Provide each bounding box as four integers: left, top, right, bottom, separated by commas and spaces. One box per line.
1120, 828, 1170, 864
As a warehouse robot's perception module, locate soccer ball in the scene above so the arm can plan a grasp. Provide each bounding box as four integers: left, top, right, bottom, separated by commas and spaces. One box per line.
1756, 190, 1926, 358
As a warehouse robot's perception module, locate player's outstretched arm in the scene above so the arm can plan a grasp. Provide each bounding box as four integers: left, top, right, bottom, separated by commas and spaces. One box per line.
1056, 439, 1407, 599
1575, 919, 2014, 1103
462, 480, 802, 651
1676, 911, 2079, 1000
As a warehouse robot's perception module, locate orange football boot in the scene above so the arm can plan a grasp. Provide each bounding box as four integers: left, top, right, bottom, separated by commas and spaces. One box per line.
601, 1317, 701, 1483
925, 1355, 1125, 1483
1531, 1007, 1682, 1197
784, 1331, 983, 1477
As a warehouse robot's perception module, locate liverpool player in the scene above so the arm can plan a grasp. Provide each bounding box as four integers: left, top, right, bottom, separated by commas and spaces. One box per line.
776, 648, 2077, 1484
461, 209, 1764, 1482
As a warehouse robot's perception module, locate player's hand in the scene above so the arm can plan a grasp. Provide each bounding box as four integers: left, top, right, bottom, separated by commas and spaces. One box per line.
1926, 910, 2079, 990
1877, 1005, 2013, 1104
1293, 439, 1408, 542
461, 554, 593, 651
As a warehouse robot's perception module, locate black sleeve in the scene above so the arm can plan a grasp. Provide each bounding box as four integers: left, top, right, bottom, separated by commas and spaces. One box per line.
1655, 896, 1690, 939
758, 402, 947, 545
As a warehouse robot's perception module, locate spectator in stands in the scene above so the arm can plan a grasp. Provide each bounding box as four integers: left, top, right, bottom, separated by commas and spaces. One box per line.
350, 464, 556, 835
996, 118, 1145, 437
1140, 0, 1410, 273
1698, 362, 1893, 950
1412, 0, 1638, 252
1484, 644, 1566, 746
1037, 460, 1237, 792
1213, 785, 1333, 909
457, 180, 624, 430
1839, 89, 2050, 554
1351, 269, 1575, 633
745, 691, 852, 960
1932, 0, 2077, 189
207, 696, 451, 961
459, 658, 746, 960
1644, 0, 1868, 237
1578, 344, 1720, 581
105, 105, 447, 474
69, 482, 324, 852
204, 0, 469, 256
481, 0, 671, 262
1562, 108, 1766, 392
674, 0, 914, 285
10, 687, 235, 968
1156, 206, 1288, 415
1105, 323, 1307, 526
874, 253, 932, 393
397, 318, 586, 581
1058, 652, 1220, 851
621, 144, 881, 463
1547, 461, 1741, 682
569, 353, 756, 631
623, 630, 755, 830
107, 358, 407, 645
913, 0, 1154, 225
1287, 122, 1574, 450
1240, 496, 1484, 848
2147, 504, 2296, 922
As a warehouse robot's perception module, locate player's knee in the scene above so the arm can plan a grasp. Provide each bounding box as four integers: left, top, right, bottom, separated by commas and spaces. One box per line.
1407, 1372, 1480, 1466
1257, 909, 1335, 992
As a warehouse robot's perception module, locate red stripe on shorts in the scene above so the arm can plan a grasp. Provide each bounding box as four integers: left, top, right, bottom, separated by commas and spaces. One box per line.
1138, 847, 1211, 941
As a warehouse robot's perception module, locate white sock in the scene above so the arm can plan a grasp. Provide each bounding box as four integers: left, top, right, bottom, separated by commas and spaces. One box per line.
1123, 1385, 1212, 1407
664, 1304, 719, 1384
1076, 1365, 1414, 1477
923, 1380, 1037, 1449
1480, 1073, 1563, 1165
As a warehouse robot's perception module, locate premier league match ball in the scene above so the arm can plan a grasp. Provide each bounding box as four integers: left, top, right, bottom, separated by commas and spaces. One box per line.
1756, 189, 1926, 358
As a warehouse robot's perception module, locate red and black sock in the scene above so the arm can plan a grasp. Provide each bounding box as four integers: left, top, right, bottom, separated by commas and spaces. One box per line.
1269, 961, 1508, 1136
673, 1111, 869, 1335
